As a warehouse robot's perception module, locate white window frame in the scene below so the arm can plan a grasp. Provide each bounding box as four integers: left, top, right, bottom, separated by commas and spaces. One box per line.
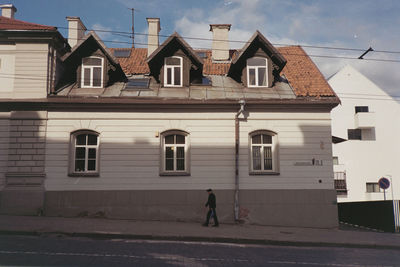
249, 130, 279, 174
69, 130, 100, 176
160, 130, 190, 176
164, 56, 183, 87
81, 56, 104, 88
247, 57, 268, 88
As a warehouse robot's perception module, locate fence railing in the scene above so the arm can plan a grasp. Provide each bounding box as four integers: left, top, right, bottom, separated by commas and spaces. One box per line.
334, 171, 347, 195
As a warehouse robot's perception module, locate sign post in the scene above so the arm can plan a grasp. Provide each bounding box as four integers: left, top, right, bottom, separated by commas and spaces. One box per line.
379, 177, 390, 201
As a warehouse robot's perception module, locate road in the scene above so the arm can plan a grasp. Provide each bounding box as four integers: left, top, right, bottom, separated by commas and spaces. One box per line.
0, 234, 399, 266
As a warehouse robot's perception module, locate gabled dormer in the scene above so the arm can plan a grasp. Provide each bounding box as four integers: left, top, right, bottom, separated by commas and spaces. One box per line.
57, 20, 125, 91
228, 31, 286, 88
146, 32, 204, 87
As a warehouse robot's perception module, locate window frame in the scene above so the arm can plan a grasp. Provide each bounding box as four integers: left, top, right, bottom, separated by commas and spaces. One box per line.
246, 57, 268, 88
164, 56, 183, 87
355, 106, 369, 113
249, 130, 279, 175
366, 182, 381, 193
160, 130, 190, 176
69, 130, 100, 177
81, 56, 104, 88
348, 129, 362, 140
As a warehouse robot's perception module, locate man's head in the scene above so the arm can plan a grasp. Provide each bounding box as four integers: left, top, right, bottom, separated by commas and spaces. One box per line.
206, 189, 212, 194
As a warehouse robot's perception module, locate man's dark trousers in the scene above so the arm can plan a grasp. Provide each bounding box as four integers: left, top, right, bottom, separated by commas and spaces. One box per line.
205, 208, 219, 226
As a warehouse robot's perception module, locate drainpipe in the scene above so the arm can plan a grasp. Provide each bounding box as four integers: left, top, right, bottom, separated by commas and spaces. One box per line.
234, 99, 245, 221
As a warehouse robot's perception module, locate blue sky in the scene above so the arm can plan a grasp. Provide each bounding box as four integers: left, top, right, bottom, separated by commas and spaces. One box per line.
5, 0, 400, 96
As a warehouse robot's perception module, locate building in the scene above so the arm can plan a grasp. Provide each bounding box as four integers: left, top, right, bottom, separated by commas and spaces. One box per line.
0, 5, 340, 228
329, 65, 400, 202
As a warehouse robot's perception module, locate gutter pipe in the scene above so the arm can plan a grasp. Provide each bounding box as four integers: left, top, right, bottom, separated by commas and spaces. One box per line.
234, 99, 245, 221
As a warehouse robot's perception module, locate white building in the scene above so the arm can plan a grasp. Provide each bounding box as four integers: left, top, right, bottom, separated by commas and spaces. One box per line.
0, 5, 340, 228
329, 65, 400, 202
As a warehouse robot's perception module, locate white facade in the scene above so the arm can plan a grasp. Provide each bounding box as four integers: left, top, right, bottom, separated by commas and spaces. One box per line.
329, 65, 400, 202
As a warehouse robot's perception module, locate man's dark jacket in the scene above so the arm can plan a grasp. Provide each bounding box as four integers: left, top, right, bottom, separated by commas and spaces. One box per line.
205, 193, 216, 209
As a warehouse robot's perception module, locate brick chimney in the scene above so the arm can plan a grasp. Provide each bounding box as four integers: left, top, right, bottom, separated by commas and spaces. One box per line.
0, 4, 17, 19
210, 24, 231, 61
66, 16, 87, 48
147, 18, 160, 56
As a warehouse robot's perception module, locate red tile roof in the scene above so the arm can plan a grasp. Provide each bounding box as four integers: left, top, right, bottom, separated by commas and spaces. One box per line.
278, 46, 335, 97
110, 46, 335, 97
110, 48, 150, 75
0, 16, 56, 31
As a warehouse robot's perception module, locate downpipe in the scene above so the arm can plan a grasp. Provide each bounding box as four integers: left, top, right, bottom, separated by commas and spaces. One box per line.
234, 99, 245, 222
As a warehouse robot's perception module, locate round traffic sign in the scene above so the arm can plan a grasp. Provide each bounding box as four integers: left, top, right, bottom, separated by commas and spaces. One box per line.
378, 177, 390, 190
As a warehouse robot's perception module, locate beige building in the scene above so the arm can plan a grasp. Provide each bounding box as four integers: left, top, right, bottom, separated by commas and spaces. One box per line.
0, 5, 340, 228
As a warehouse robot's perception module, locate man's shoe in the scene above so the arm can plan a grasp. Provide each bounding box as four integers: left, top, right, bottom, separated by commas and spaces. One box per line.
212, 224, 219, 227
202, 223, 208, 227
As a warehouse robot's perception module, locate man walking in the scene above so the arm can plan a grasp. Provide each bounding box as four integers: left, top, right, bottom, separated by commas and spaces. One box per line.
203, 189, 219, 227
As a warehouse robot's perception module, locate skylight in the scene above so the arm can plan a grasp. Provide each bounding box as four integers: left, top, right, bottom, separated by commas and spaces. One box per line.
113, 49, 131, 58
125, 78, 150, 89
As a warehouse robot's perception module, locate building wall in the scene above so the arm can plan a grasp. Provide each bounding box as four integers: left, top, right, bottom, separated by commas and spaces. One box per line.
0, 43, 50, 99
0, 112, 10, 190
330, 65, 400, 202
40, 109, 337, 227
44, 111, 334, 191
0, 45, 16, 95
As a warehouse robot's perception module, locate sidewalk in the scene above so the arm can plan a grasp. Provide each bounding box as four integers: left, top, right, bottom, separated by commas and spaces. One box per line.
0, 215, 399, 250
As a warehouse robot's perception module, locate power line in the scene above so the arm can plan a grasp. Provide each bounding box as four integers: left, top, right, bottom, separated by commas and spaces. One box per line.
2, 22, 400, 55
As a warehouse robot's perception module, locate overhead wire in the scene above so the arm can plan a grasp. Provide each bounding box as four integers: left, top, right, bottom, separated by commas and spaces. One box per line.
2, 22, 400, 55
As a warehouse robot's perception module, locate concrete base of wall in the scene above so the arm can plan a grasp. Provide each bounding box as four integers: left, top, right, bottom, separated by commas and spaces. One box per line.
0, 187, 44, 215
44, 189, 338, 228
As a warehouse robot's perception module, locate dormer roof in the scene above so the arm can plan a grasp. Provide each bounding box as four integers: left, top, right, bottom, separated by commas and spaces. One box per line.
61, 31, 118, 65
146, 32, 203, 67
230, 31, 286, 73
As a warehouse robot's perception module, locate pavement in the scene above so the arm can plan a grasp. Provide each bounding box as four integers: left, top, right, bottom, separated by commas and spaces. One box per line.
0, 215, 399, 250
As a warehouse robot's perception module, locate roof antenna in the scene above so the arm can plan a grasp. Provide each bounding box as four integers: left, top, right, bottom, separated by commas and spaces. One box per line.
127, 8, 138, 48
358, 47, 373, 59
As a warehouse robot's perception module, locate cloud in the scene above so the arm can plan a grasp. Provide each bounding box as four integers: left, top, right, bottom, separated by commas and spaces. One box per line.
91, 23, 113, 40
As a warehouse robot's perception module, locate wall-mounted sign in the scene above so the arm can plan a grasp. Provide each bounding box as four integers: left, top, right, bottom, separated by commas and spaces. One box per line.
294, 158, 323, 166
379, 177, 390, 190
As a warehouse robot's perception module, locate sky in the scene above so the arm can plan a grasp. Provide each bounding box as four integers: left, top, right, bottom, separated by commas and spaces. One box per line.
5, 0, 400, 96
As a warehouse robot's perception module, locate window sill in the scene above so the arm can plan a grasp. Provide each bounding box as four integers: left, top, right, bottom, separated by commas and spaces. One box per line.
249, 171, 280, 176
68, 173, 100, 177
160, 172, 191, 177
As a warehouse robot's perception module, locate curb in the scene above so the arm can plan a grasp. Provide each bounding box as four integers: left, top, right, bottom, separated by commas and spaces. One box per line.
1, 230, 399, 251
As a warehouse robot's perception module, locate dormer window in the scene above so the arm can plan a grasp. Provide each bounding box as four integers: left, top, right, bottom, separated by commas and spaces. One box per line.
81, 56, 103, 88
164, 56, 182, 87
247, 57, 267, 87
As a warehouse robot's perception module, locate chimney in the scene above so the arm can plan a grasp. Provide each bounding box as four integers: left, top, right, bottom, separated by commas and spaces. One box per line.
210, 24, 231, 61
0, 4, 17, 19
147, 18, 160, 56
66, 16, 87, 48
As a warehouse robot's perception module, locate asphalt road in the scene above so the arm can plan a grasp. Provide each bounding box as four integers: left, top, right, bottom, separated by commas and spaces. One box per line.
0, 234, 399, 267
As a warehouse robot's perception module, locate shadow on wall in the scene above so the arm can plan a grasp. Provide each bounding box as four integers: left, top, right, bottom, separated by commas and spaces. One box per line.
1, 112, 338, 228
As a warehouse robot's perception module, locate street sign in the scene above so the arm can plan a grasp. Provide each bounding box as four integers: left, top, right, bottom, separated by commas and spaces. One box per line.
379, 177, 390, 190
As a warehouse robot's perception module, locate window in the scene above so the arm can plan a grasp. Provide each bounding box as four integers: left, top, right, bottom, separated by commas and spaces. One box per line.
247, 57, 268, 87
333, 156, 339, 165
70, 130, 99, 176
164, 56, 182, 87
355, 106, 369, 113
250, 131, 278, 173
81, 56, 103, 88
348, 129, 362, 140
366, 182, 381, 193
161, 130, 189, 175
